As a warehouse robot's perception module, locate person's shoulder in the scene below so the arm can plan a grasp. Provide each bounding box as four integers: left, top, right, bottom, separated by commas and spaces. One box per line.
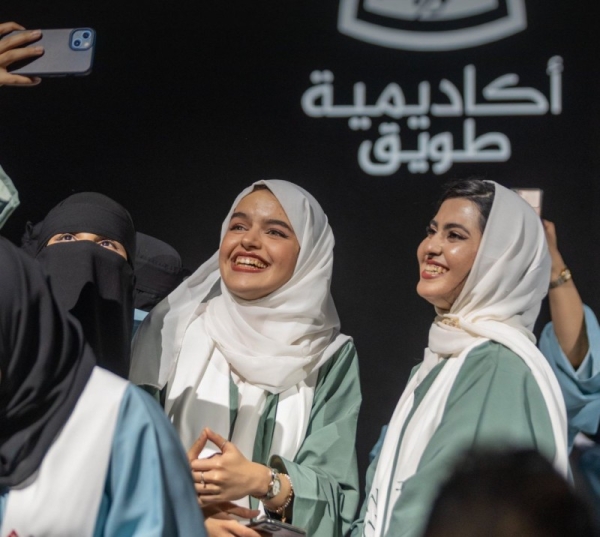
118, 383, 170, 426
337, 338, 357, 357
315, 337, 360, 390
465, 340, 531, 375
322, 337, 358, 371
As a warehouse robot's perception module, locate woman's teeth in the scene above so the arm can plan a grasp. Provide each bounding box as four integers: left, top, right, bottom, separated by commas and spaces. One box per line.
425, 264, 447, 274
235, 256, 268, 269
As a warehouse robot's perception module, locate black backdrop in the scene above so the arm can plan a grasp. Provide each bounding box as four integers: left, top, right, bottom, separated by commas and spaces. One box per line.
2, 0, 599, 490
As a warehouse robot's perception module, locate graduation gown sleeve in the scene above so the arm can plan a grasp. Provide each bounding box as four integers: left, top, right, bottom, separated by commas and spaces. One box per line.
93, 384, 206, 537
268, 341, 362, 537
540, 305, 600, 445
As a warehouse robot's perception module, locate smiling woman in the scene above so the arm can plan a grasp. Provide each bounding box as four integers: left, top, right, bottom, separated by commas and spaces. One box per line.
416, 197, 483, 311
351, 179, 569, 537
131, 180, 361, 537
219, 187, 300, 301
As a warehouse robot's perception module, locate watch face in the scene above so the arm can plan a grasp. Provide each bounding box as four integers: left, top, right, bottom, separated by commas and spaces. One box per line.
272, 475, 281, 497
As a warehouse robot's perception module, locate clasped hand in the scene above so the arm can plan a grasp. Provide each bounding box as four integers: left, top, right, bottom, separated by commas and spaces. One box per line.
188, 428, 270, 504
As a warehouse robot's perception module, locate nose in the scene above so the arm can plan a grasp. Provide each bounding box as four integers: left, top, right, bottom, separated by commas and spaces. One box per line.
426, 233, 443, 255
240, 227, 261, 250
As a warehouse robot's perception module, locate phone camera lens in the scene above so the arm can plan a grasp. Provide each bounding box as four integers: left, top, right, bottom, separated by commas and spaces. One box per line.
74, 39, 82, 47
83, 32, 90, 39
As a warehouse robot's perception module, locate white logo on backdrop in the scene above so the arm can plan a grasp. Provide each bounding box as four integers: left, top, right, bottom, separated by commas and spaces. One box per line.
301, 57, 563, 176
338, 0, 527, 50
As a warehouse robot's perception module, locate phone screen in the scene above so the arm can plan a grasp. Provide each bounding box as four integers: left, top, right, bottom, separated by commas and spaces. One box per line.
513, 188, 543, 216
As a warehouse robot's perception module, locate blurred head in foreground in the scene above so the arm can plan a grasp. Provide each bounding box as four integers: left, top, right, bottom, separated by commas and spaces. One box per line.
423, 449, 597, 537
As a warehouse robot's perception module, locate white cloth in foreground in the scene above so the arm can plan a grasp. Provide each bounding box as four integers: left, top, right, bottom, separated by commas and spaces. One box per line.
1, 368, 126, 537
130, 180, 350, 497
364, 181, 569, 537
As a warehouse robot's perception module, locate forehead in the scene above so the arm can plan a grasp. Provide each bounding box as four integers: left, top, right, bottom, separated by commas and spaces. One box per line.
234, 189, 291, 223
434, 198, 481, 227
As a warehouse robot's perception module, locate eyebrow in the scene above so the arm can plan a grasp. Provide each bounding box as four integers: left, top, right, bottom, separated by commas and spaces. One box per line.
430, 219, 471, 235
230, 212, 294, 233
265, 219, 294, 232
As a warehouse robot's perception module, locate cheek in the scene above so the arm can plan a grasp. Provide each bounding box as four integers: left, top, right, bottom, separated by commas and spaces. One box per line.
416, 239, 427, 261
277, 245, 299, 279
219, 235, 235, 261
447, 244, 477, 275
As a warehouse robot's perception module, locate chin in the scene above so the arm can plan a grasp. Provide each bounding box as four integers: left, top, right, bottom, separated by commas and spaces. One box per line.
228, 288, 264, 301
416, 281, 436, 302
226, 282, 273, 301
417, 288, 446, 310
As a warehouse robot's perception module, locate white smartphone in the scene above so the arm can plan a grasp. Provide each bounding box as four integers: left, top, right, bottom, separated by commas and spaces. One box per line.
5, 28, 96, 76
513, 188, 543, 216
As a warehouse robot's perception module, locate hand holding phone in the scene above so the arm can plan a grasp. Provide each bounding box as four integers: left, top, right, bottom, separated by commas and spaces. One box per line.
0, 22, 44, 86
2, 27, 96, 79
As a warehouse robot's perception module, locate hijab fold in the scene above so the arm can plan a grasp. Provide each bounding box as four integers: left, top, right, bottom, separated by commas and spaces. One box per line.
133, 232, 183, 311
0, 238, 95, 488
36, 192, 136, 264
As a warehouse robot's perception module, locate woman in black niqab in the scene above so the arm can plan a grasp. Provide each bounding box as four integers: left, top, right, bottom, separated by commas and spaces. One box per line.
34, 192, 136, 378
0, 237, 95, 488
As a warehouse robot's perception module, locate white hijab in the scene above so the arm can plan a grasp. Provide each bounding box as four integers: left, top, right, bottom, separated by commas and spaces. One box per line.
130, 180, 349, 481
364, 182, 568, 537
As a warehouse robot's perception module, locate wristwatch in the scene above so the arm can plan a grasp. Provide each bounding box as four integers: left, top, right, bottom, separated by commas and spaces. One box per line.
258, 467, 281, 501
549, 267, 572, 289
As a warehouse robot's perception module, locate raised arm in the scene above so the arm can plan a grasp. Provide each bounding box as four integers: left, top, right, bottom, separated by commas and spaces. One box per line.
543, 220, 588, 368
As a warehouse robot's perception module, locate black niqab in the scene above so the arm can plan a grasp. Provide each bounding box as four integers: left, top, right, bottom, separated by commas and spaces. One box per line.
37, 242, 135, 378
0, 238, 95, 488
35, 192, 136, 378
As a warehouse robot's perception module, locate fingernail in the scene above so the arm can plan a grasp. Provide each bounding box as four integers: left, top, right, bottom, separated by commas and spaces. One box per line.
33, 46, 44, 53
30, 30, 41, 37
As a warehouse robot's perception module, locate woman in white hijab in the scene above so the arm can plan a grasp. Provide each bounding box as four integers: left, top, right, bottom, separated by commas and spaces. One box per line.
130, 180, 361, 537
351, 179, 569, 537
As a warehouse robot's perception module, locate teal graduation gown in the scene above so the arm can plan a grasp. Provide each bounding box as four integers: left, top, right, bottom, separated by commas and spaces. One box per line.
0, 385, 206, 537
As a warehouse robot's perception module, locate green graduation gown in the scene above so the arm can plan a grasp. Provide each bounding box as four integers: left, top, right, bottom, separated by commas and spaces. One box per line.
239, 340, 362, 537
351, 341, 556, 537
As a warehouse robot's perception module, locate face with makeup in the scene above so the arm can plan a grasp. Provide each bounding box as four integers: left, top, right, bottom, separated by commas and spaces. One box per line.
219, 188, 301, 301
416, 197, 483, 311
47, 232, 128, 260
